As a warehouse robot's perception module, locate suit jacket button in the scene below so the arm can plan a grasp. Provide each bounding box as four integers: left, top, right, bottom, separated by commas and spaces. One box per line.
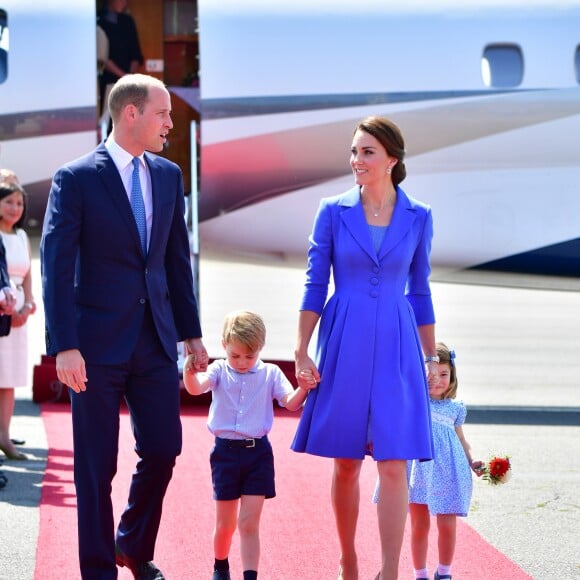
139, 298, 146, 304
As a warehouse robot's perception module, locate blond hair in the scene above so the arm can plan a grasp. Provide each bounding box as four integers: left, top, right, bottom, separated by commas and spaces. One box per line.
221, 310, 266, 353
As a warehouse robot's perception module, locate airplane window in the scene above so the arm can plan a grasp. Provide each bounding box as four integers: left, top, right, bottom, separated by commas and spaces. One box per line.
481, 44, 523, 88
0, 9, 7, 84
575, 45, 580, 84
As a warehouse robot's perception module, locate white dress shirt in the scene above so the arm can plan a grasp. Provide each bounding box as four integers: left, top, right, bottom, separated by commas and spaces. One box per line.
105, 137, 152, 250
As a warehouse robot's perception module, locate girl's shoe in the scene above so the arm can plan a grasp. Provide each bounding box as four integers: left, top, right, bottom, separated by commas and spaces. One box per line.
434, 573, 452, 580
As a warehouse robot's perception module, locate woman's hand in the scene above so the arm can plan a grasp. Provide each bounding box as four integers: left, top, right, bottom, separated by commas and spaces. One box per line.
297, 368, 318, 391
295, 355, 320, 391
10, 302, 35, 328
425, 360, 439, 385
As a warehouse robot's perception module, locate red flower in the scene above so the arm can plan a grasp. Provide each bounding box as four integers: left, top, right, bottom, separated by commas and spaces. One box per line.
482, 455, 511, 485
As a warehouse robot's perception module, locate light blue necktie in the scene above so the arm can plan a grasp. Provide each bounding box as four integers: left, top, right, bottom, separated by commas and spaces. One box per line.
130, 157, 147, 256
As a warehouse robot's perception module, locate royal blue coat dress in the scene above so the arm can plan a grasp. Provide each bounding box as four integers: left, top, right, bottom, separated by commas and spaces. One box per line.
292, 185, 435, 461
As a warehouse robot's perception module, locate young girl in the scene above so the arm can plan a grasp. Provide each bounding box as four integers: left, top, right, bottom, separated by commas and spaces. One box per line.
373, 343, 482, 579
406, 342, 483, 580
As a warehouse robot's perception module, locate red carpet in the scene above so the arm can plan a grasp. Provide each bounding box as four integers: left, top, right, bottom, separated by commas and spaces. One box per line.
36, 403, 531, 579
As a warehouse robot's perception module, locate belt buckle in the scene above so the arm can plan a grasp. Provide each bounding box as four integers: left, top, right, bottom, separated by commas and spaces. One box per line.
245, 438, 256, 448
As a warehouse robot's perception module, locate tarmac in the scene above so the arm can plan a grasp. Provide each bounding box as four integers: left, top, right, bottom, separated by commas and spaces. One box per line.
1, 242, 579, 579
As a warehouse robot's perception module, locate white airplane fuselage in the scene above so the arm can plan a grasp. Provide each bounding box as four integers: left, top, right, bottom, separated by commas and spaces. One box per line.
1, 0, 579, 279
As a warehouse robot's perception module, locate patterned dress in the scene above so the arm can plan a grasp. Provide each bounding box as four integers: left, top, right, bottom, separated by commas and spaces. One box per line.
407, 398, 473, 516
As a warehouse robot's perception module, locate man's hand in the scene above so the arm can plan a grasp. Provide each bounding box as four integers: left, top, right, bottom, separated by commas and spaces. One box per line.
183, 338, 209, 372
56, 349, 88, 393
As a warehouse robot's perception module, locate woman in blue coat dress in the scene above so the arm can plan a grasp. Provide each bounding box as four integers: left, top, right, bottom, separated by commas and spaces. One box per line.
292, 117, 438, 580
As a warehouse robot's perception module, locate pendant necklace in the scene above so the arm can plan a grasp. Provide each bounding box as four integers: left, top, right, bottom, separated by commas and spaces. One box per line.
370, 204, 385, 217
369, 199, 389, 217
365, 191, 394, 217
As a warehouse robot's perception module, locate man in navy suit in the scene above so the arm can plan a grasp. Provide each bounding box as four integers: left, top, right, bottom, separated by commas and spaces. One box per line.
41, 74, 208, 580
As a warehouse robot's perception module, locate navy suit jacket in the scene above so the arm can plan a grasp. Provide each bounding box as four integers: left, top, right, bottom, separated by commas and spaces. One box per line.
41, 144, 202, 364
0, 237, 11, 336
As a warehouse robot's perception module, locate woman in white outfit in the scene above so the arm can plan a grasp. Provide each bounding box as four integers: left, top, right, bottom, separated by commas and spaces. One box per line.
0, 180, 35, 460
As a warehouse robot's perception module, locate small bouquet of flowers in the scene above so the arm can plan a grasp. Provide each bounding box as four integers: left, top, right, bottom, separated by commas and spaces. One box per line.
480, 455, 512, 485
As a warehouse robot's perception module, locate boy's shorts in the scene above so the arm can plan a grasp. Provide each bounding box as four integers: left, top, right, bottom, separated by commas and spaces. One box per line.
210, 436, 275, 501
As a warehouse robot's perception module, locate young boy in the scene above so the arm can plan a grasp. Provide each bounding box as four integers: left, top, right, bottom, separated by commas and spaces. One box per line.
183, 310, 316, 580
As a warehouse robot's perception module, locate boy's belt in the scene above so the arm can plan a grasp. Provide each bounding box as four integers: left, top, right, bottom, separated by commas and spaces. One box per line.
219, 437, 263, 448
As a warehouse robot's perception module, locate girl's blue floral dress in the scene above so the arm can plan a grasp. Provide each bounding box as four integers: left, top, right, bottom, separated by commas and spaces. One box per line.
407, 398, 473, 516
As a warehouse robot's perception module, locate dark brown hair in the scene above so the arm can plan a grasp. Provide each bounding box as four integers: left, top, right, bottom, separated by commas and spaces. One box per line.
354, 116, 407, 185
0, 182, 27, 230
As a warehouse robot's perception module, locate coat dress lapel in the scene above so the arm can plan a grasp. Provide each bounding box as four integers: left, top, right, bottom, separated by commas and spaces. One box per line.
337, 185, 419, 266
376, 186, 417, 261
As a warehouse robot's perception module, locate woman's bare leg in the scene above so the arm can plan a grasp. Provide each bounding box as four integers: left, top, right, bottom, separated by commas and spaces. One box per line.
332, 458, 362, 580
376, 460, 408, 580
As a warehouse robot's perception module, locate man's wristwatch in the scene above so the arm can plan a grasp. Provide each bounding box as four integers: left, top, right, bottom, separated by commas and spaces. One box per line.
424, 356, 440, 363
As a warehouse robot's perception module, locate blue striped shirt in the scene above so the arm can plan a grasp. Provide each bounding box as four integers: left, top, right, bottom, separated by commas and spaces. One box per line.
204, 359, 294, 439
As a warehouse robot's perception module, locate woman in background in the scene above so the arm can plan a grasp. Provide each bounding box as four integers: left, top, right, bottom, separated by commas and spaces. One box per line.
0, 181, 35, 460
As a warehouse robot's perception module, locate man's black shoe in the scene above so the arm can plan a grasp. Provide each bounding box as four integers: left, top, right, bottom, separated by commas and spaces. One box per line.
115, 545, 165, 580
